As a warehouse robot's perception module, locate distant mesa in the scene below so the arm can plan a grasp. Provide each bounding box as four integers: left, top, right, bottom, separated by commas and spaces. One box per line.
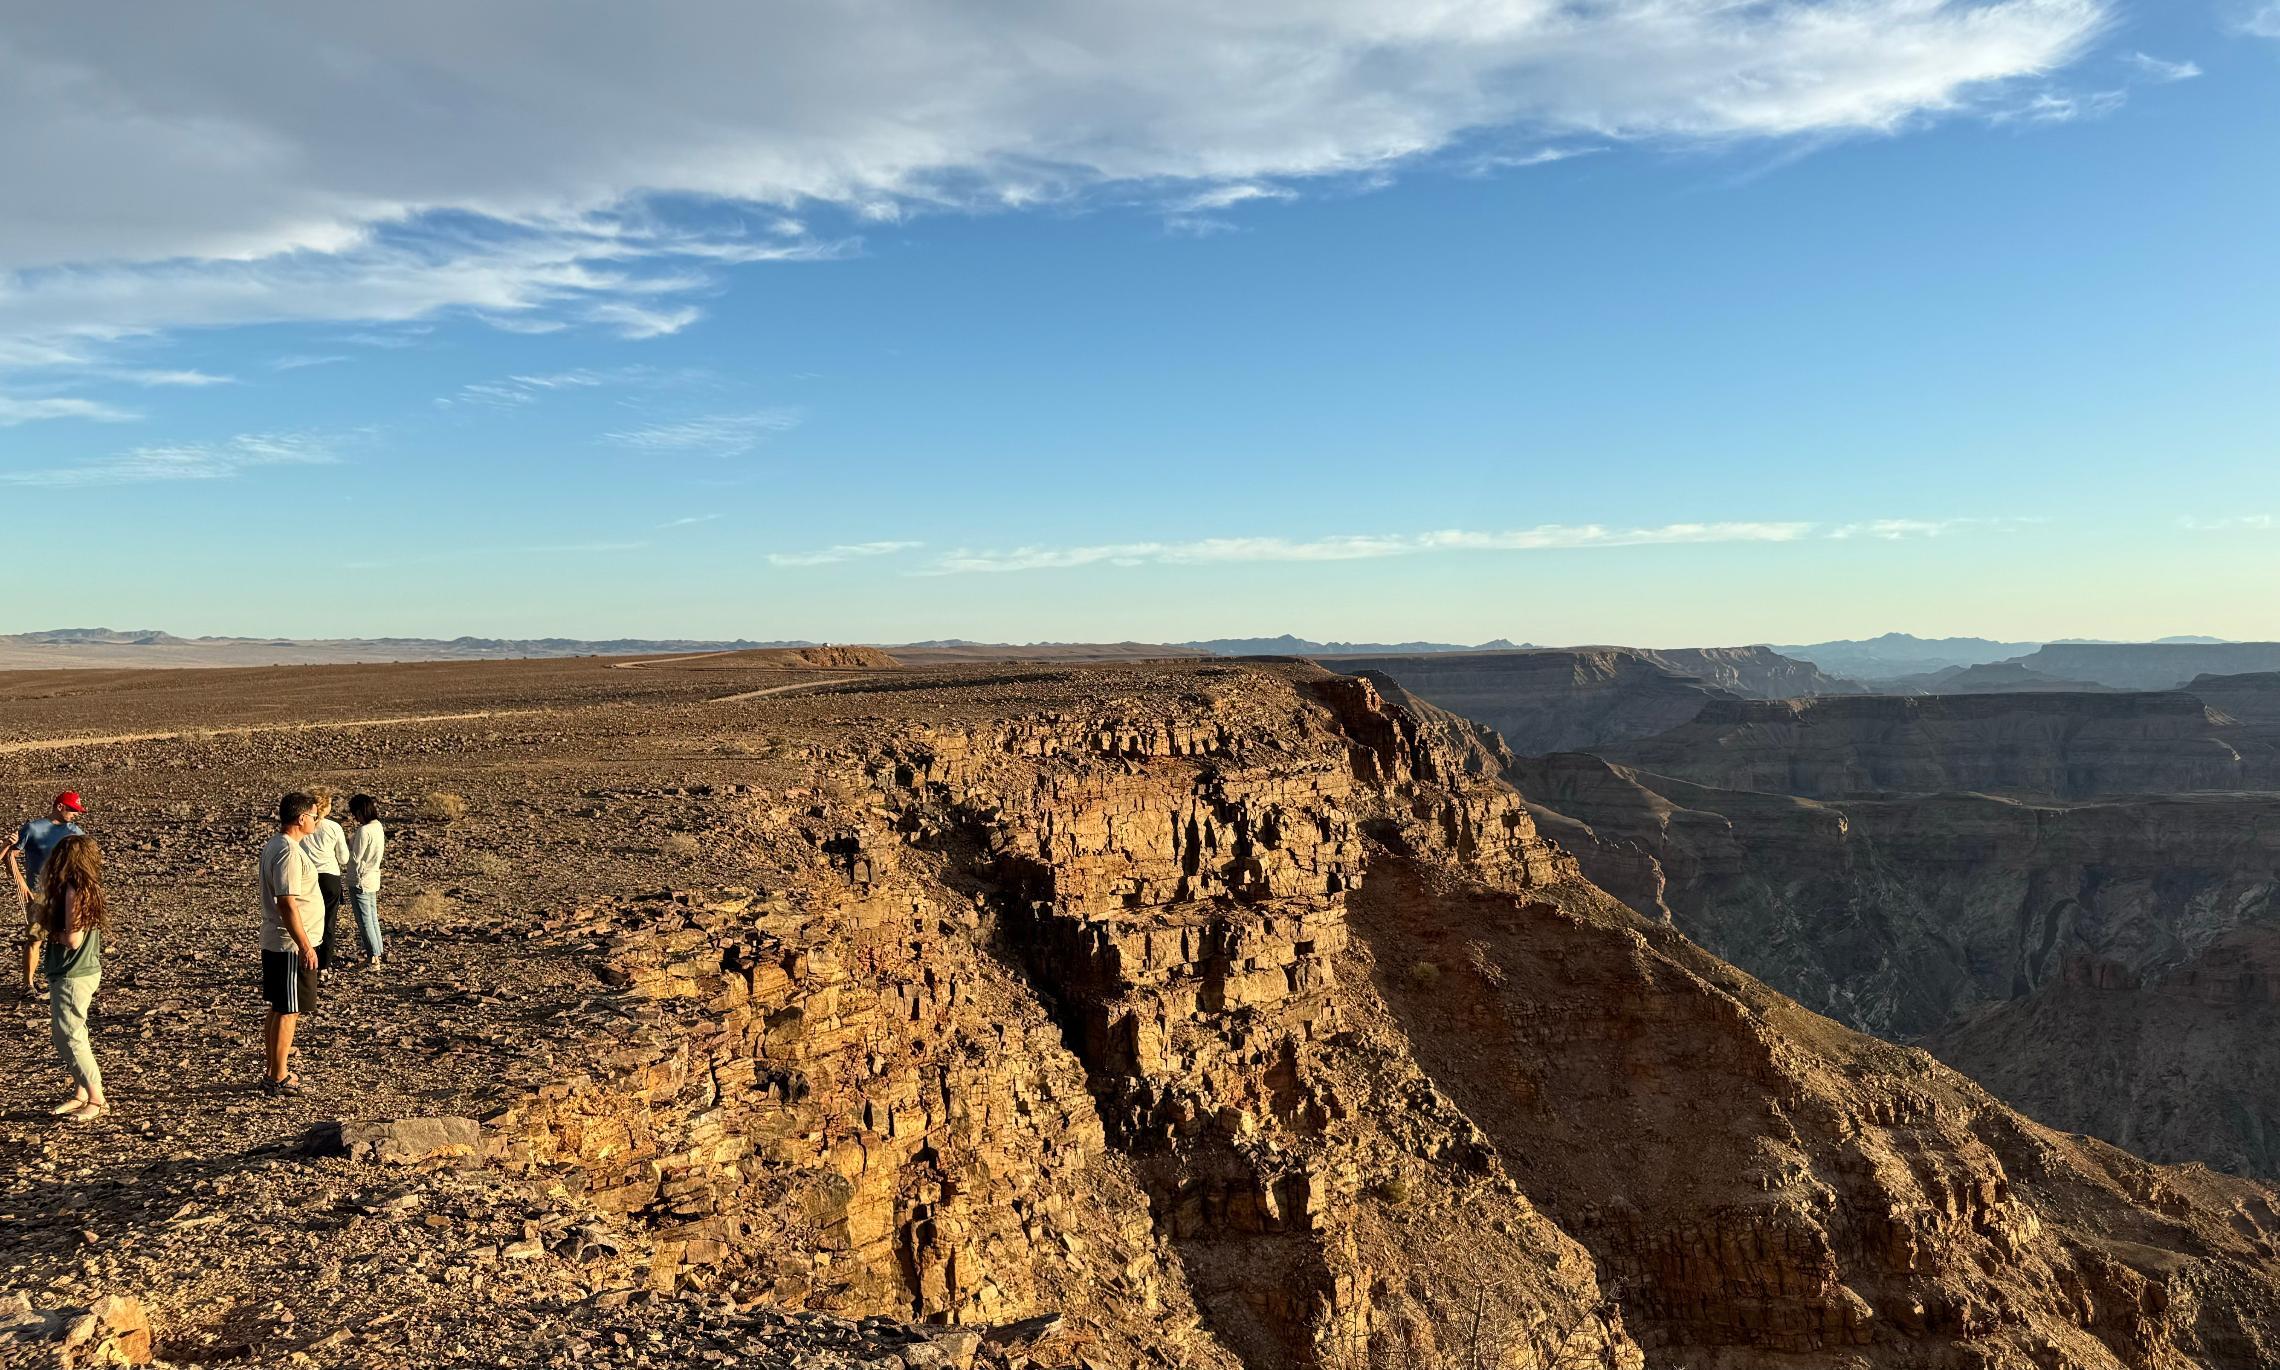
1875, 661, 2116, 694
1325, 645, 1862, 757
1774, 631, 2247, 688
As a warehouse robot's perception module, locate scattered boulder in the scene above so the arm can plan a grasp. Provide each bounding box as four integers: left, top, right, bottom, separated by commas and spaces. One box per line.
304, 1116, 483, 1167
0, 1293, 152, 1367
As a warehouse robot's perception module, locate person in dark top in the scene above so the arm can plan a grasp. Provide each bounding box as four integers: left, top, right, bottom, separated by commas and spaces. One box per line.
3, 792, 85, 997
11, 833, 107, 1122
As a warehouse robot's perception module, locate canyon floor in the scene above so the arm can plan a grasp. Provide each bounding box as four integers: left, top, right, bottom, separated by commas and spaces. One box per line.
3, 654, 2279, 1369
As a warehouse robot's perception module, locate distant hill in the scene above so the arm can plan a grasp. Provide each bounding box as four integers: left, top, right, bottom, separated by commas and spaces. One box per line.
1879, 662, 2117, 694
1186, 634, 1531, 656
1771, 633, 2046, 679
1777, 631, 2234, 682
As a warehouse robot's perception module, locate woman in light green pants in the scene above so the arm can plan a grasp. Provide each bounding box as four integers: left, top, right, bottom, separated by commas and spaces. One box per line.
15, 834, 108, 1122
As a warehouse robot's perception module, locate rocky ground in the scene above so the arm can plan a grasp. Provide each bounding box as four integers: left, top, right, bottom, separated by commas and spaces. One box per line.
0, 652, 1039, 1368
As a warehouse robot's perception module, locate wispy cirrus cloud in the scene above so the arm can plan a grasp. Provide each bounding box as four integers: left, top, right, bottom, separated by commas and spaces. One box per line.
918, 517, 2021, 574
1823, 516, 2034, 540
0, 431, 335, 487
439, 368, 618, 410
2178, 513, 2274, 532
271, 353, 348, 371
768, 540, 924, 567
605, 410, 800, 457
121, 368, 234, 387
2124, 52, 2201, 82
0, 395, 139, 427
924, 522, 1822, 574
2236, 2, 2280, 39
659, 513, 724, 529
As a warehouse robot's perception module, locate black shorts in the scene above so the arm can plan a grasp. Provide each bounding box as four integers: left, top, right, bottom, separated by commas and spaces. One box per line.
262, 949, 319, 1015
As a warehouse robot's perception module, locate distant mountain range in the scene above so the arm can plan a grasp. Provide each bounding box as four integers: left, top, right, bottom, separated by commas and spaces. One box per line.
1774, 631, 2230, 681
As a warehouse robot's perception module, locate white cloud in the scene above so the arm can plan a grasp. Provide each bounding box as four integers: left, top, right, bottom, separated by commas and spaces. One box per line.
271, 353, 348, 371
2179, 514, 2274, 532
1997, 87, 2127, 123
1464, 146, 1604, 174
604, 411, 801, 458
2124, 52, 2201, 82
0, 395, 139, 427
440, 368, 619, 410
1171, 184, 1297, 213
0, 431, 334, 486
2240, 3, 2280, 39
659, 513, 724, 529
1821, 517, 2019, 540
121, 368, 233, 386
769, 540, 925, 567
0, 1, 2111, 357
924, 521, 1821, 573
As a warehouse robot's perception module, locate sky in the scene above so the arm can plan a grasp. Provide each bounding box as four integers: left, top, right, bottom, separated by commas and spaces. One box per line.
2, 1, 2275, 647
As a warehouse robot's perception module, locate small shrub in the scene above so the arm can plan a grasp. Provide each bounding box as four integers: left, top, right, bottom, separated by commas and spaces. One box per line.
1377, 1173, 1414, 1205
661, 832, 701, 858
1407, 960, 1440, 987
469, 851, 514, 879
421, 791, 469, 824
404, 890, 452, 925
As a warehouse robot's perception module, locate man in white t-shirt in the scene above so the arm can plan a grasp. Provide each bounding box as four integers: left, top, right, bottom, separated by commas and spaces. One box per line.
259, 792, 324, 1097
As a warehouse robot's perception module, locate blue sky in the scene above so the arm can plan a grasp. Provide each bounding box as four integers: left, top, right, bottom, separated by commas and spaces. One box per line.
2, 1, 2275, 645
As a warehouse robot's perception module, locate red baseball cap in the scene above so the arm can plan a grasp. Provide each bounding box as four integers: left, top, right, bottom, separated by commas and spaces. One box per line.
55, 792, 84, 814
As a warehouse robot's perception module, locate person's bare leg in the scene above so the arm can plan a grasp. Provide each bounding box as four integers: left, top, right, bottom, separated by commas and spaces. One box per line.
265, 1009, 292, 1081
20, 937, 35, 994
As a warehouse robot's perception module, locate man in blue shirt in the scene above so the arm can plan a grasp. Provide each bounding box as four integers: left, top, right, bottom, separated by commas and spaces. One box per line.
4, 792, 85, 995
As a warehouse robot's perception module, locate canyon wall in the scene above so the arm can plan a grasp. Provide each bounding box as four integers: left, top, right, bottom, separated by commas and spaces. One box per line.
2016, 643, 2280, 691
1608, 690, 2279, 798
1510, 751, 2280, 1176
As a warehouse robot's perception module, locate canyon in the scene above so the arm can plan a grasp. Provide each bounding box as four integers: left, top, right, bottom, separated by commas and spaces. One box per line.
7, 653, 2280, 1366
1341, 652, 2280, 1192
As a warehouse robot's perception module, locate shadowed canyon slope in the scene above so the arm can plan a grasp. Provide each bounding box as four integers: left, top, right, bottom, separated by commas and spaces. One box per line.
1608, 691, 2280, 799
1326, 659, 2280, 1184
6, 657, 2280, 1366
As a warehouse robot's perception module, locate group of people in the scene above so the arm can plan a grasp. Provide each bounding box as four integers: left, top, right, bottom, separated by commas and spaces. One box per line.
4, 786, 390, 1120
257, 788, 387, 1096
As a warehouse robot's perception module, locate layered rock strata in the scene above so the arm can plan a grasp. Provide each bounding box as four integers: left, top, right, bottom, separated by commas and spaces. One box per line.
1510, 750, 2280, 1176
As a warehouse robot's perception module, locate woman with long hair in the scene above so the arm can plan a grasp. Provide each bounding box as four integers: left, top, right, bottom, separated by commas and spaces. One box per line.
14, 833, 108, 1122
344, 794, 387, 967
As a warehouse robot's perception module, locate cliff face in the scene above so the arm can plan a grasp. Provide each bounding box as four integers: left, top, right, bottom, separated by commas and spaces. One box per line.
1609, 691, 2277, 798
1509, 751, 2280, 1176
481, 663, 2280, 1367
1330, 650, 1731, 757
1633, 644, 1869, 698
2014, 643, 2280, 691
